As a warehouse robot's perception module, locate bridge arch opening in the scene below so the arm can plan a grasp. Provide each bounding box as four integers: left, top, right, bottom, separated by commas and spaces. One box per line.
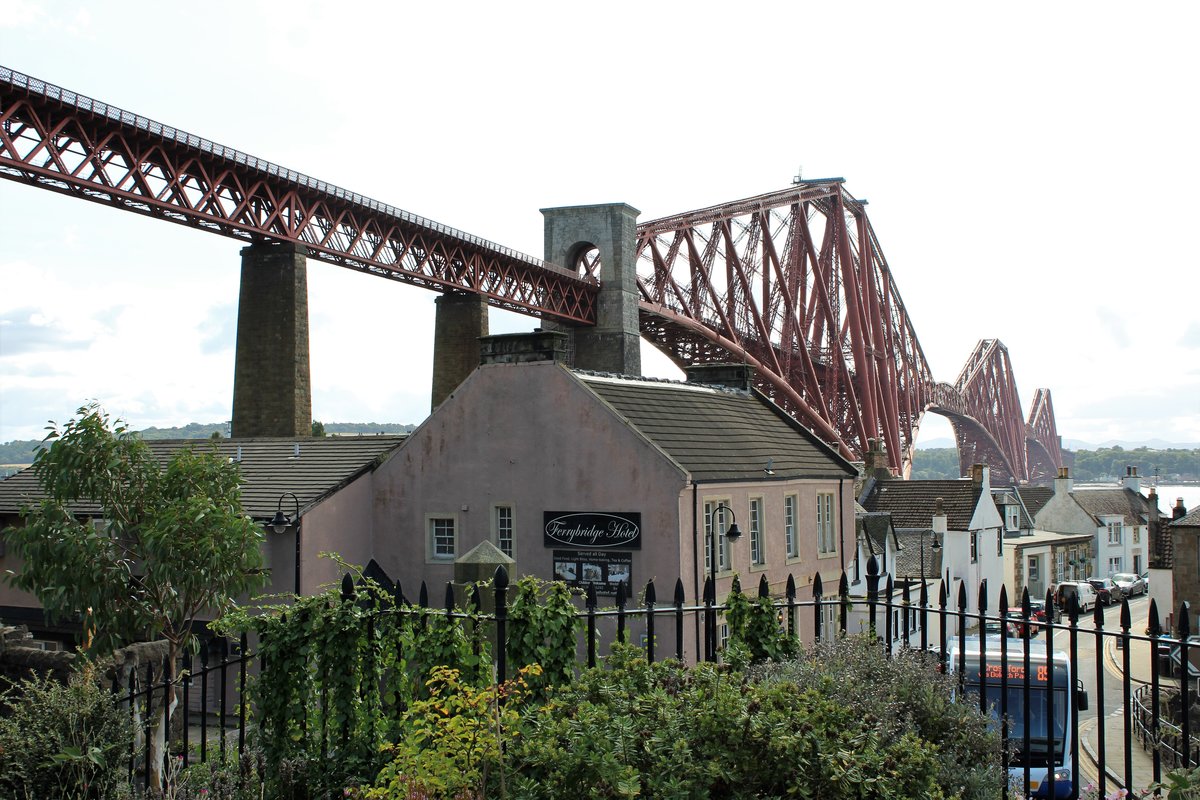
568, 244, 602, 282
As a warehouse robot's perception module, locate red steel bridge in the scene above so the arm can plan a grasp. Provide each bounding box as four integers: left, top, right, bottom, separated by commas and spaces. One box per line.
0, 66, 1062, 484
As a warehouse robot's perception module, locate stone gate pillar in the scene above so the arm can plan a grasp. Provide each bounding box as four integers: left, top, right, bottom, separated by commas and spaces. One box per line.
231, 241, 311, 438
431, 292, 489, 411
541, 203, 641, 376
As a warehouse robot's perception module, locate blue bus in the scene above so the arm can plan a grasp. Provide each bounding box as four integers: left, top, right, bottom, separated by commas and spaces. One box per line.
949, 636, 1088, 799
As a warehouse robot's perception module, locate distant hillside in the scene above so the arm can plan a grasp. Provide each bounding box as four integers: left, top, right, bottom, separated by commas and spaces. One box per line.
910, 446, 1200, 483
909, 448, 960, 480
0, 420, 418, 473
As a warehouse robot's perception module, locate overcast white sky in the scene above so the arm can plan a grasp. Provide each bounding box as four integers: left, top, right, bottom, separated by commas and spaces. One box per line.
1, 1, 1198, 449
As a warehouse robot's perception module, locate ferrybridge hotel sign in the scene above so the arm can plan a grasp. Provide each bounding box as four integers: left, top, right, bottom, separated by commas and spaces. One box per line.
543, 511, 641, 550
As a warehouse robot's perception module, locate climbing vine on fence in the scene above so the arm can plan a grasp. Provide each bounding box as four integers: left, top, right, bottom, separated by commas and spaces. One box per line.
506, 575, 579, 694
725, 578, 798, 665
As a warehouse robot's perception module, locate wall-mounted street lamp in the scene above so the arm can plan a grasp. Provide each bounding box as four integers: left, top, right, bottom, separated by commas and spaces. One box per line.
708, 503, 742, 660
268, 491, 301, 596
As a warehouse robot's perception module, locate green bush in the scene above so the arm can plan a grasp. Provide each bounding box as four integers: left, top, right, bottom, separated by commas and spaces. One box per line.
504, 638, 998, 799
751, 636, 1005, 799
0, 663, 133, 800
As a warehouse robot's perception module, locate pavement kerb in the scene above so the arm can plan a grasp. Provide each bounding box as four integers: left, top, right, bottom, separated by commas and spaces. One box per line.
1106, 634, 1151, 688
1079, 715, 1130, 792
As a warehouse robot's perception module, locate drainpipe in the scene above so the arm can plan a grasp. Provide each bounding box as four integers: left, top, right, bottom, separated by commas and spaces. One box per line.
691, 481, 701, 662
839, 480, 846, 574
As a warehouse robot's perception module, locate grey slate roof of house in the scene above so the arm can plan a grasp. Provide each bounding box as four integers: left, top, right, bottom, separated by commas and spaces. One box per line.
1172, 508, 1200, 528
0, 436, 405, 519
1015, 486, 1054, 519
574, 372, 858, 482
893, 529, 944, 578
1072, 487, 1153, 526
861, 479, 984, 530
858, 512, 896, 556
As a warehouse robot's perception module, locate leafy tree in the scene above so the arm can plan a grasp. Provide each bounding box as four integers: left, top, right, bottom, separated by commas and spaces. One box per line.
311, 419, 327, 437
2, 403, 267, 787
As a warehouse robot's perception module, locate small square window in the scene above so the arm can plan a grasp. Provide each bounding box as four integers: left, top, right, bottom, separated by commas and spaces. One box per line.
428, 516, 456, 561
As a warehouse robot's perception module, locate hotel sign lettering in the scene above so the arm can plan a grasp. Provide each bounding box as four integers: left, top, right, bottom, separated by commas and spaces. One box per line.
543, 511, 641, 550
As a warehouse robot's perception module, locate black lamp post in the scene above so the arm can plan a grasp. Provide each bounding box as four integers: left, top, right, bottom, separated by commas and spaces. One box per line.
708, 503, 742, 659
269, 491, 301, 596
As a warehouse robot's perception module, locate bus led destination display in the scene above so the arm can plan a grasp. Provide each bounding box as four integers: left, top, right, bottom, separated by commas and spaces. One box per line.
978, 663, 1050, 683
543, 511, 641, 550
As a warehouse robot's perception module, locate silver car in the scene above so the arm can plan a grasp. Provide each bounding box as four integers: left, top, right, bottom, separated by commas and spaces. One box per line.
1112, 572, 1147, 597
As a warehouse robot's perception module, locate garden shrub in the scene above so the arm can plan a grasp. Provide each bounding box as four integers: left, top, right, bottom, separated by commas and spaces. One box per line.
362, 664, 539, 800
0, 663, 133, 800
751, 636, 1005, 799
505, 640, 987, 799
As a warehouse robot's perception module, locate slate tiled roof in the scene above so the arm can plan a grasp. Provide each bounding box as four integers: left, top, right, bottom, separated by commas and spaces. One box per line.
1016, 486, 1053, 518
1073, 487, 1153, 526
574, 373, 857, 482
858, 512, 895, 556
0, 436, 405, 519
861, 479, 984, 530
893, 528, 944, 579
1173, 508, 1200, 528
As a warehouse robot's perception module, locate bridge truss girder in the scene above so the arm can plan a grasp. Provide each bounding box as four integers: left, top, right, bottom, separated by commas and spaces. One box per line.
0, 66, 596, 324
634, 184, 934, 471
1026, 388, 1064, 484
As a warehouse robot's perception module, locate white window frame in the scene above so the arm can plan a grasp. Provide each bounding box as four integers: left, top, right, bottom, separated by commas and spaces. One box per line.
1006, 505, 1020, 532
749, 497, 765, 567
1028, 555, 1040, 584
704, 499, 733, 573
426, 514, 458, 563
1107, 556, 1123, 576
784, 494, 798, 559
1107, 521, 1123, 545
817, 492, 836, 557
970, 531, 978, 563
493, 504, 514, 558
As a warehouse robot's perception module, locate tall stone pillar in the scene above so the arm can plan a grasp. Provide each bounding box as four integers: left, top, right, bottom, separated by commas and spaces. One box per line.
231, 241, 311, 438
541, 203, 641, 376
431, 292, 489, 410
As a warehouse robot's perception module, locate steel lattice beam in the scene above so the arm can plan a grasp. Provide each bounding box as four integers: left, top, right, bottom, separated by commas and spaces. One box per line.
1026, 388, 1063, 484
634, 184, 934, 469
0, 66, 596, 324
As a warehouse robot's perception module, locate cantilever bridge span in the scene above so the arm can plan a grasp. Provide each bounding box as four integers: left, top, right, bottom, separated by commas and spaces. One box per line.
0, 66, 1061, 484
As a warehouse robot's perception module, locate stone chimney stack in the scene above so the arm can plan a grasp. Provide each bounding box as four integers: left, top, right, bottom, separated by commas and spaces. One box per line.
862, 438, 894, 481
970, 463, 990, 491
932, 496, 948, 538
685, 363, 755, 391
1122, 465, 1141, 493
480, 330, 570, 365
1174, 497, 1189, 520
1054, 466, 1074, 497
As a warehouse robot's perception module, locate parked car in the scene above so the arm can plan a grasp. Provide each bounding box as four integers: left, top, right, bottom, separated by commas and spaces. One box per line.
1112, 572, 1147, 598
1055, 581, 1098, 613
1004, 608, 1037, 638
1141, 571, 1151, 591
1029, 598, 1060, 626
1087, 577, 1124, 605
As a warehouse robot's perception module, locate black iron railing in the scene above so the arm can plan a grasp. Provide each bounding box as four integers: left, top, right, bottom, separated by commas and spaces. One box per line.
114, 558, 1193, 798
